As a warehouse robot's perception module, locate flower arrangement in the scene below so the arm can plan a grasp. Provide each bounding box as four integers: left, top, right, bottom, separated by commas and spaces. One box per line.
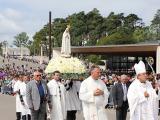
45, 56, 88, 80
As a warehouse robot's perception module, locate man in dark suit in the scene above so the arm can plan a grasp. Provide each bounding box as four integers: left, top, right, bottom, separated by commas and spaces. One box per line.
26, 71, 49, 120
112, 74, 130, 120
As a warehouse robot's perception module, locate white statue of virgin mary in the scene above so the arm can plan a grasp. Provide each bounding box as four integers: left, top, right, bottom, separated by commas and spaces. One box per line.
61, 25, 71, 57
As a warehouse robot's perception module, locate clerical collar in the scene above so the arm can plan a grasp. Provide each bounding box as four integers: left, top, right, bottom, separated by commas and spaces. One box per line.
137, 79, 146, 85
139, 80, 146, 83
53, 79, 60, 82
91, 76, 98, 81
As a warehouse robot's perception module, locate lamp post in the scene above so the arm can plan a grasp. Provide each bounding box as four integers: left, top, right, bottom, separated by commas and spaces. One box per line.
3, 41, 8, 58
20, 43, 23, 60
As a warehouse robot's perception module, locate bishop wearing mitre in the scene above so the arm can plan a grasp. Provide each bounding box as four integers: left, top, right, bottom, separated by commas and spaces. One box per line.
127, 61, 158, 120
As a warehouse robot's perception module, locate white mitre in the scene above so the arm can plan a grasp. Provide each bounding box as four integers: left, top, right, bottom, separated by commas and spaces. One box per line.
134, 60, 146, 75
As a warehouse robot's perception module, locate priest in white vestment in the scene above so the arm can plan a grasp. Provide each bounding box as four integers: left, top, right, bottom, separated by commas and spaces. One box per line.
14, 74, 31, 120
47, 71, 66, 120
20, 75, 31, 120
127, 61, 158, 120
14, 74, 24, 120
79, 65, 109, 120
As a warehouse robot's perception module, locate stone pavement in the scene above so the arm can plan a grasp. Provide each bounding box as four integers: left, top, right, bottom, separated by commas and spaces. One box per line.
0, 94, 159, 120
0, 94, 16, 120
0, 94, 127, 120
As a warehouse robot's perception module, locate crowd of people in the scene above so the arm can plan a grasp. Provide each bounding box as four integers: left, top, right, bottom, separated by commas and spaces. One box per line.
0, 60, 160, 120
2, 55, 48, 65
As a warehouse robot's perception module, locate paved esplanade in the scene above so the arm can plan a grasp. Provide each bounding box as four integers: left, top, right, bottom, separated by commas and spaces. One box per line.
0, 94, 16, 120
0, 94, 132, 120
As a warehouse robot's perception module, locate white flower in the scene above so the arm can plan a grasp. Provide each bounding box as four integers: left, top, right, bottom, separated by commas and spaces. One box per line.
45, 56, 86, 74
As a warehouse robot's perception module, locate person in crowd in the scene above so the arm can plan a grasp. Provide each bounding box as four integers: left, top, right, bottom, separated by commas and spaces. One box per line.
26, 71, 49, 120
112, 74, 119, 85
127, 61, 158, 120
112, 74, 130, 120
0, 77, 5, 94
100, 76, 106, 84
47, 70, 66, 120
64, 80, 81, 120
126, 73, 132, 84
20, 74, 31, 120
8, 74, 19, 94
102, 76, 112, 88
13, 74, 23, 120
79, 65, 109, 120
0, 77, 3, 92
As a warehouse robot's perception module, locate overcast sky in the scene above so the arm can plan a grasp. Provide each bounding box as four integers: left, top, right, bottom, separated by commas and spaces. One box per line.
0, 0, 159, 45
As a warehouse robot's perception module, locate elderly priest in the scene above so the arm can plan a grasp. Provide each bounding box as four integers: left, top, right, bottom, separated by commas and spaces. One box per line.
79, 65, 109, 120
127, 61, 158, 120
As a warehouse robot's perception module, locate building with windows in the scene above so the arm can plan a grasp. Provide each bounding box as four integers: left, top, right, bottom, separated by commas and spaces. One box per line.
53, 43, 160, 74
2, 47, 30, 56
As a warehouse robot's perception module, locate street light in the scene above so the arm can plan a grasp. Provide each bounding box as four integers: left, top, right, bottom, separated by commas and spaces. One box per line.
2, 41, 8, 58
20, 43, 23, 60
40, 41, 45, 65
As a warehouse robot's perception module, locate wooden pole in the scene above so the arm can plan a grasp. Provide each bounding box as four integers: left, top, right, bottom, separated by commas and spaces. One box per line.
49, 11, 52, 60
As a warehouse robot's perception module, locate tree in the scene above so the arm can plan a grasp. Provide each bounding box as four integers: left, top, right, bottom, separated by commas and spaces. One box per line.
104, 12, 124, 35
85, 8, 105, 45
67, 11, 87, 46
32, 9, 145, 52
13, 32, 30, 47
150, 9, 160, 40
124, 14, 142, 30
132, 27, 148, 42
97, 29, 136, 45
86, 55, 102, 64
151, 9, 160, 25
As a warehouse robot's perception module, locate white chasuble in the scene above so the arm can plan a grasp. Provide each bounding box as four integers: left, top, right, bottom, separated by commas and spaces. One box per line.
47, 79, 66, 120
127, 79, 158, 120
79, 76, 109, 120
